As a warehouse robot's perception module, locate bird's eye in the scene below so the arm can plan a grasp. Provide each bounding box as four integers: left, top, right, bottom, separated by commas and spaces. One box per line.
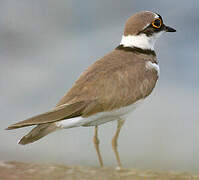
152, 18, 162, 29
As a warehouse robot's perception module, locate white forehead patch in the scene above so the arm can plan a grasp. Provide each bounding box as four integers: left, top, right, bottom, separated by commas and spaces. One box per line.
142, 23, 150, 30
145, 61, 160, 76
154, 13, 159, 19
144, 11, 159, 19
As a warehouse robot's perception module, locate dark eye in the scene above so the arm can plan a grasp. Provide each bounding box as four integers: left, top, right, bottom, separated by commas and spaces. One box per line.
152, 18, 162, 28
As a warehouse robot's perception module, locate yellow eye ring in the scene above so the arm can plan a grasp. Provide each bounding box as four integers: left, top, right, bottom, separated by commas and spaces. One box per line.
152, 18, 162, 28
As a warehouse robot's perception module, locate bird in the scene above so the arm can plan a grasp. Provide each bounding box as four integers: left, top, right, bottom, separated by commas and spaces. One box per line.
6, 11, 176, 168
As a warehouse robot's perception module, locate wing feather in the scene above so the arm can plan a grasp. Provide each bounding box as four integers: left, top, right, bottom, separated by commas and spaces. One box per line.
6, 101, 86, 130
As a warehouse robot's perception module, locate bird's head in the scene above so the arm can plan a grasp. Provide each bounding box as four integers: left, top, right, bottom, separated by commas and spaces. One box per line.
120, 11, 176, 50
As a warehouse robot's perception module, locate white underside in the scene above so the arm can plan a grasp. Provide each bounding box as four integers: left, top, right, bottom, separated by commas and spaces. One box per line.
56, 99, 143, 129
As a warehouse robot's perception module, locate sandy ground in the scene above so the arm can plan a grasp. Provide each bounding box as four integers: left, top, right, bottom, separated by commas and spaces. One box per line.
0, 161, 199, 180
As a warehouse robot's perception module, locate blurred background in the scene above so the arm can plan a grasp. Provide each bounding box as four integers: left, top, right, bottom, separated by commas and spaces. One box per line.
1, 0, 199, 173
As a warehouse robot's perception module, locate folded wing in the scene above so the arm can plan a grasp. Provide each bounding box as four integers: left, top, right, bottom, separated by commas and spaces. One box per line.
6, 101, 86, 130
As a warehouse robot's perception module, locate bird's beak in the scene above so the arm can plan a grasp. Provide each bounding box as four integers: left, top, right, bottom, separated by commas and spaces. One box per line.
164, 25, 176, 32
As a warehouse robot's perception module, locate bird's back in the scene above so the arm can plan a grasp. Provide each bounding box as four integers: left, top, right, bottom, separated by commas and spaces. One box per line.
56, 48, 159, 117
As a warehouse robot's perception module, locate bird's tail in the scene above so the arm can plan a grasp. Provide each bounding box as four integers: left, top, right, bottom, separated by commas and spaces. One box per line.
18, 123, 59, 145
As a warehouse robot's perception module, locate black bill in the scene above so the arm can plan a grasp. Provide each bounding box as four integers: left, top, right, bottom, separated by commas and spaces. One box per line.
164, 25, 176, 32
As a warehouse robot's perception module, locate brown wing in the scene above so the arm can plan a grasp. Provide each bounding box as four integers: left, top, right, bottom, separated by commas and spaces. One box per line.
56, 50, 158, 117
7, 50, 158, 130
6, 101, 87, 129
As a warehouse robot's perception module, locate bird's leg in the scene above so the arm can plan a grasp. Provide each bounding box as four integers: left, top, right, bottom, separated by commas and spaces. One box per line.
112, 119, 125, 169
93, 126, 103, 167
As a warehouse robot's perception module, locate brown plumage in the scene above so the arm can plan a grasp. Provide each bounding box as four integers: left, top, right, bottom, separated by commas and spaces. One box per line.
57, 48, 158, 115
6, 11, 176, 167
6, 101, 86, 129
7, 48, 158, 129
7, 47, 158, 145
18, 123, 59, 145
124, 11, 156, 35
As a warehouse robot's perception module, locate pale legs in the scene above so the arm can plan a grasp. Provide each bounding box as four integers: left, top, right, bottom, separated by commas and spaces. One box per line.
93, 126, 103, 167
112, 119, 125, 168
93, 119, 125, 167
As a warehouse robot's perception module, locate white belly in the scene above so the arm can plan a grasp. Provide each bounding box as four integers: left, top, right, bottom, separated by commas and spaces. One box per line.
56, 99, 143, 128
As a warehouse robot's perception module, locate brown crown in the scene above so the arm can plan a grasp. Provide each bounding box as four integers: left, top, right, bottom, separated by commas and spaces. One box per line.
124, 11, 157, 36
